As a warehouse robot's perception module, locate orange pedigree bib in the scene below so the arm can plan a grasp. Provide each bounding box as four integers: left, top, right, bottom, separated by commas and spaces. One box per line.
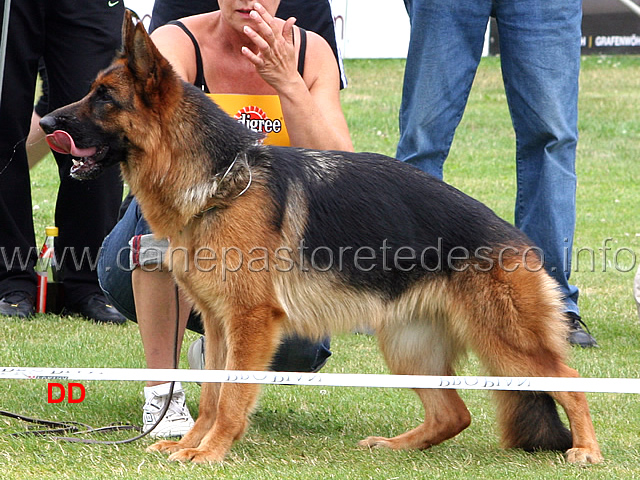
207, 93, 290, 146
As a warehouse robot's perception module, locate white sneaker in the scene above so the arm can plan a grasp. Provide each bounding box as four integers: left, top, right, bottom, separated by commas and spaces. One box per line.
143, 382, 194, 438
187, 336, 205, 370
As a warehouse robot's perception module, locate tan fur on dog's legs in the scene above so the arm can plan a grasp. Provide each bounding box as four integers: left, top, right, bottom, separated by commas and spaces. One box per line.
167, 303, 285, 463
359, 322, 471, 450
359, 387, 471, 450
460, 264, 603, 464
548, 367, 603, 464
169, 382, 262, 463
147, 319, 227, 454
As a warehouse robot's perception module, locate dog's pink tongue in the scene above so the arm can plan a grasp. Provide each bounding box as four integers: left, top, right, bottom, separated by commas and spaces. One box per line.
46, 130, 96, 157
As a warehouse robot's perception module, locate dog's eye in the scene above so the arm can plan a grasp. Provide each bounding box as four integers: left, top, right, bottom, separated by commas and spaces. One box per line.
94, 86, 114, 105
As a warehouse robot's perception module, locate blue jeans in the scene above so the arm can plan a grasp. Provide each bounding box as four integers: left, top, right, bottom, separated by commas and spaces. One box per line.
397, 0, 581, 314
98, 198, 332, 372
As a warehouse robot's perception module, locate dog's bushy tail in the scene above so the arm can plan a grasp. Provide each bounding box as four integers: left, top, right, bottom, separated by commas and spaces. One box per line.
495, 390, 573, 452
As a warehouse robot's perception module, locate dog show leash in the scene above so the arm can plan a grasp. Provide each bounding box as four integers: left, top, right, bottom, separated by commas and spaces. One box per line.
1, 288, 182, 444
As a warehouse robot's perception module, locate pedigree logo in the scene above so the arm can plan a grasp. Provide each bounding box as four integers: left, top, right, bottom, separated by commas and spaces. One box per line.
234, 105, 282, 135
47, 382, 86, 403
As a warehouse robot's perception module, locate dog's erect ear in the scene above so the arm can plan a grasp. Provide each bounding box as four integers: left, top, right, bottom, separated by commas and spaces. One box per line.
121, 9, 136, 53
121, 10, 173, 84
120, 10, 177, 105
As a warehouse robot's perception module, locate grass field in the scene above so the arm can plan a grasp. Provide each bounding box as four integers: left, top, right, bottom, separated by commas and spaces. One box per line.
1, 55, 639, 479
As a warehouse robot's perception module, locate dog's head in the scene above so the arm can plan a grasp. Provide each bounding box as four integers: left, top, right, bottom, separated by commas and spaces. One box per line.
39, 10, 179, 180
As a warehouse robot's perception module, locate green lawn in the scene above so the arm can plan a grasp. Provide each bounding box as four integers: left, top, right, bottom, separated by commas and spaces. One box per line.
1, 55, 639, 479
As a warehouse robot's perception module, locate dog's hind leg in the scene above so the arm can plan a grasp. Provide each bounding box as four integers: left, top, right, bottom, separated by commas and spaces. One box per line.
460, 264, 603, 464
359, 320, 471, 450
167, 302, 286, 464
545, 376, 602, 464
486, 348, 602, 463
147, 318, 227, 455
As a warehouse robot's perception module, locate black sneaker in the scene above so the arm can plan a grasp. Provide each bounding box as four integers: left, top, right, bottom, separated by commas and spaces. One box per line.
0, 291, 35, 318
66, 293, 127, 324
565, 312, 598, 348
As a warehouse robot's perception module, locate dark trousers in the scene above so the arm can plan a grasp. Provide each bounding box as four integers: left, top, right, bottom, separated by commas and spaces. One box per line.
0, 0, 124, 302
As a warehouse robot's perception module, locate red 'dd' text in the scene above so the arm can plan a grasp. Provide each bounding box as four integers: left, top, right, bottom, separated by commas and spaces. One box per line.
47, 382, 86, 403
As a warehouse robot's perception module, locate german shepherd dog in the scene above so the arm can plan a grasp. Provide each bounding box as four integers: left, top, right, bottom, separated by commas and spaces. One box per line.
40, 12, 602, 465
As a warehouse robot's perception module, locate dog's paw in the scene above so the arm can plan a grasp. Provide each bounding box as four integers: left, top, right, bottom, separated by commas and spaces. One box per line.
357, 436, 394, 450
146, 440, 182, 454
565, 447, 604, 464
168, 447, 226, 464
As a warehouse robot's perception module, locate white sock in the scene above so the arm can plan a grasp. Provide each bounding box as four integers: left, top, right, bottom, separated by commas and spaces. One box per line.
144, 381, 183, 400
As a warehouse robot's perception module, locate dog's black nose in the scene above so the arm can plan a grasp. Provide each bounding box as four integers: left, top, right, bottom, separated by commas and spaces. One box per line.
39, 114, 57, 134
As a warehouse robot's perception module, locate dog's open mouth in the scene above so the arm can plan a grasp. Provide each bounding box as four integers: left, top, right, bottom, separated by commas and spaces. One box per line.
45, 130, 109, 176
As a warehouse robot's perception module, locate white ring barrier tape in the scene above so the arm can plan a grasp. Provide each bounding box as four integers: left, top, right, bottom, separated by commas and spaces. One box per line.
1, 367, 639, 393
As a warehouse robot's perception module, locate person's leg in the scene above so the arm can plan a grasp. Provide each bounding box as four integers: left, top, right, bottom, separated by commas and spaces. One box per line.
135, 267, 195, 437
98, 199, 141, 321
44, 0, 124, 317
99, 198, 192, 382
396, 0, 491, 179
495, 0, 595, 346
98, 198, 194, 437
0, 0, 44, 314
134, 268, 192, 386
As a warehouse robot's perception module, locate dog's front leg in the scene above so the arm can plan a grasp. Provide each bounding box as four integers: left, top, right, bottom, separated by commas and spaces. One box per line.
147, 318, 227, 455
167, 382, 262, 463
168, 303, 285, 464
